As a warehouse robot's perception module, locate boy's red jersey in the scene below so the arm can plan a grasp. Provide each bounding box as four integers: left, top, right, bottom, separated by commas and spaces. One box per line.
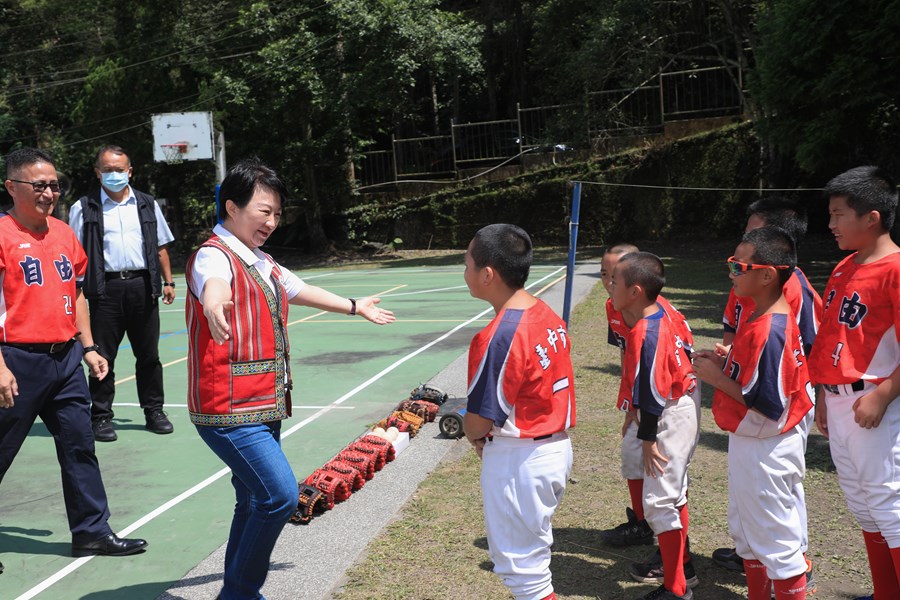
0, 214, 87, 343
714, 312, 814, 437
467, 299, 576, 439
808, 252, 900, 385
607, 295, 691, 351
617, 306, 696, 415
723, 268, 822, 355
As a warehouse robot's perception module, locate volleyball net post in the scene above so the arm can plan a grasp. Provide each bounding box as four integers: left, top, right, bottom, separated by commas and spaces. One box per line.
562, 181, 582, 327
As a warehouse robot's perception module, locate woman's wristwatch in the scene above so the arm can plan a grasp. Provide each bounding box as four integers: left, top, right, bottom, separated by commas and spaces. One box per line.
348, 298, 357, 316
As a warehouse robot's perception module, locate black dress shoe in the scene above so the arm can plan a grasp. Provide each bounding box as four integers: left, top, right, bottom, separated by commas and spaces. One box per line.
145, 409, 174, 434
92, 418, 117, 442
72, 533, 147, 557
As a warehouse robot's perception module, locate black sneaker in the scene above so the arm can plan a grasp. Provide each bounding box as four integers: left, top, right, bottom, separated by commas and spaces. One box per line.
636, 584, 693, 600
599, 507, 654, 546
629, 548, 699, 589
712, 546, 744, 573
145, 409, 174, 434
92, 418, 117, 442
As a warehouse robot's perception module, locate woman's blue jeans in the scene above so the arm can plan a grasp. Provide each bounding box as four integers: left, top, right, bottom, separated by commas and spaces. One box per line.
197, 421, 297, 600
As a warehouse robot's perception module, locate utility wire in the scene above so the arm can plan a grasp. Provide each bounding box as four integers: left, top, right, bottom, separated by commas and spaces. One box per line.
56, 32, 339, 150
2, 3, 325, 97
575, 180, 825, 192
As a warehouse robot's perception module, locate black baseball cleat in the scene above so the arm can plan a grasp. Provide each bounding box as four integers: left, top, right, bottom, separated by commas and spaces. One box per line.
145, 409, 174, 434
92, 418, 117, 442
712, 546, 745, 573
636, 584, 693, 600
629, 548, 700, 589
599, 507, 654, 546
72, 533, 147, 557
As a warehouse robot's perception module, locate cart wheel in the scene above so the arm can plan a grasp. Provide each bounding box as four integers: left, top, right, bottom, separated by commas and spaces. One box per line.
439, 414, 464, 439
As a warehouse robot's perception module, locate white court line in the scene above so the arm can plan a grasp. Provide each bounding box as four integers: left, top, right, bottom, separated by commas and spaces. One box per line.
17, 266, 565, 600
378, 285, 468, 297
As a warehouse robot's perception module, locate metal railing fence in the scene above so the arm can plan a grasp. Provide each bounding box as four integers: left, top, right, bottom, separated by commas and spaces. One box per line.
359, 65, 744, 188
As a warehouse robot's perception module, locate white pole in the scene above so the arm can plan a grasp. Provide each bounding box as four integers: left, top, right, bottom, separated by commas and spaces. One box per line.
215, 130, 227, 183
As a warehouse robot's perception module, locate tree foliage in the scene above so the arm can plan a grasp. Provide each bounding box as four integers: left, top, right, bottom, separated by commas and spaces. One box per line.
751, 0, 900, 178
1, 0, 898, 250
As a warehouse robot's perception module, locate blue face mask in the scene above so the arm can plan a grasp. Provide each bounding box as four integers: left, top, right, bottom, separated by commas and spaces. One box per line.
100, 171, 129, 192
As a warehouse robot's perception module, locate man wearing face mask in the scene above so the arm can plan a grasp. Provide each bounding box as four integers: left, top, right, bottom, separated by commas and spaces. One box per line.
68, 145, 176, 442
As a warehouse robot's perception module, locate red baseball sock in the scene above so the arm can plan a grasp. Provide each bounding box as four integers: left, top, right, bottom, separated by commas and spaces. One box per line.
659, 529, 687, 596
863, 530, 900, 598
744, 559, 772, 600
678, 503, 691, 563
773, 572, 806, 599
627, 479, 645, 521
539, 593, 556, 600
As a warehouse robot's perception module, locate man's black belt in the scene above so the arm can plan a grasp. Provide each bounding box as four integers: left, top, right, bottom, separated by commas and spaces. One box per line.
105, 269, 149, 280
1, 340, 75, 354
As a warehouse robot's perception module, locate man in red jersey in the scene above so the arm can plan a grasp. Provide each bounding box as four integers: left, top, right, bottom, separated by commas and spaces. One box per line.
0, 147, 146, 559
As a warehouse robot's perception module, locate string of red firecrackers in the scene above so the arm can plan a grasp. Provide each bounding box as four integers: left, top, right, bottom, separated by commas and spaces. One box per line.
290, 386, 448, 525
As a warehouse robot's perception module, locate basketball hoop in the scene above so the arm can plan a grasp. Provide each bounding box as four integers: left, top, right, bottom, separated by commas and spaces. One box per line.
160, 142, 188, 165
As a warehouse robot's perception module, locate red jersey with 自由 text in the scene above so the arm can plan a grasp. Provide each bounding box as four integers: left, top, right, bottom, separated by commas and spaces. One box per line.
467, 299, 576, 439
0, 213, 86, 343
617, 306, 696, 415
714, 312, 814, 438
808, 252, 900, 386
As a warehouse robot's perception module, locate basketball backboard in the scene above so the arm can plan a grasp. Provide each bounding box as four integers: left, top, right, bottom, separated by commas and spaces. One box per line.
151, 111, 214, 162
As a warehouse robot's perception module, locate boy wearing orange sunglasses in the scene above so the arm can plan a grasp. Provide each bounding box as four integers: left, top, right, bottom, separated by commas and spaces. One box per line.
694, 227, 814, 600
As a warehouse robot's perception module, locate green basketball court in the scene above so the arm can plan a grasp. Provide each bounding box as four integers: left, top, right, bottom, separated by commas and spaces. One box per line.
1, 261, 568, 600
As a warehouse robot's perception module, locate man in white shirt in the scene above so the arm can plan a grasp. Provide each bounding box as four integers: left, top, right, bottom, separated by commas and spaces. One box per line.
69, 145, 176, 441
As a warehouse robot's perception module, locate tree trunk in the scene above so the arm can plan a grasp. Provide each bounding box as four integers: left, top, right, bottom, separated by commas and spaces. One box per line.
300, 117, 328, 252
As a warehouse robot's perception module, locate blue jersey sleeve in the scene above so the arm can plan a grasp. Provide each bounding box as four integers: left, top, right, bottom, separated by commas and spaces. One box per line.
466, 310, 523, 427
632, 315, 665, 418
795, 271, 818, 355
742, 314, 788, 421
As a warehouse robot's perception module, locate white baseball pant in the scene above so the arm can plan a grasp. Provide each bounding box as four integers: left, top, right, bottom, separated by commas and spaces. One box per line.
825, 383, 900, 547
481, 433, 573, 600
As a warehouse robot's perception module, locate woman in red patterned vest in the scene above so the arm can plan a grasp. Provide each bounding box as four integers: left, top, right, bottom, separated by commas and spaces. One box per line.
185, 158, 394, 600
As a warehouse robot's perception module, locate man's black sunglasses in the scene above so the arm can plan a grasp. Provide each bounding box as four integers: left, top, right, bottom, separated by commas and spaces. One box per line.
8, 179, 61, 193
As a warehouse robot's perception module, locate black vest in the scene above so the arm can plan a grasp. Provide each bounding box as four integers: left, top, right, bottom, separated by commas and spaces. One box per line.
78, 188, 163, 299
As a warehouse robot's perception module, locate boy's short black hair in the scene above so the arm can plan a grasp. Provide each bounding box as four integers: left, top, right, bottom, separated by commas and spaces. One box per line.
618, 251, 665, 301
747, 196, 807, 246
218, 157, 289, 222
5, 147, 55, 178
603, 243, 640, 258
470, 223, 532, 289
823, 166, 898, 232
741, 226, 796, 287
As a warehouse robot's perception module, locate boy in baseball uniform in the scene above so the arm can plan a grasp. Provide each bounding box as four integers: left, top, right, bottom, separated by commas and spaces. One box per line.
713, 198, 820, 592
464, 223, 576, 600
610, 251, 699, 600
808, 166, 900, 600
601, 245, 698, 588
695, 227, 813, 600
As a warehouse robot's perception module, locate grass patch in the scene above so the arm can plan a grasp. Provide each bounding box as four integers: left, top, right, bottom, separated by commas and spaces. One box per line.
333, 238, 872, 600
